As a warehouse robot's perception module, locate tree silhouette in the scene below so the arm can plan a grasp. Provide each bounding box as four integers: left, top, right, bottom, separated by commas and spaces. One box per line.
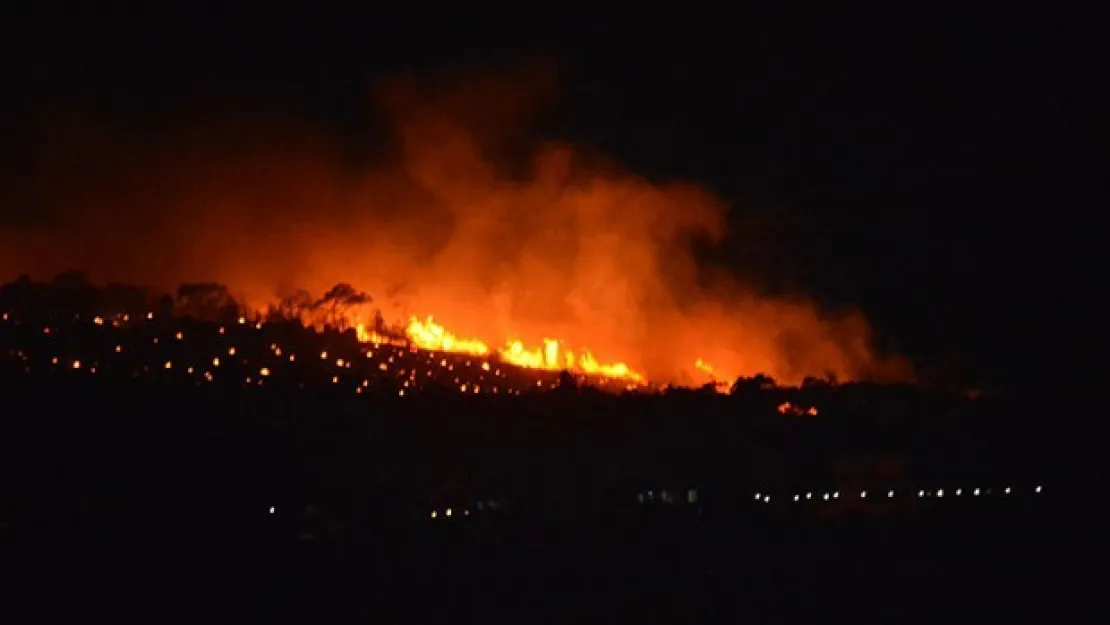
312, 283, 371, 328
730, 373, 777, 395
176, 283, 241, 321
50, 270, 97, 315
275, 289, 315, 321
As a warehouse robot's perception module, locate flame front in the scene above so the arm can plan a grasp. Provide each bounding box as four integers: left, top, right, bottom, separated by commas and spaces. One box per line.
405, 316, 490, 355
399, 315, 643, 383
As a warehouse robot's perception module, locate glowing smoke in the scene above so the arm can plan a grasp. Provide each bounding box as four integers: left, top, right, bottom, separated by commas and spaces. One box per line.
0, 67, 912, 385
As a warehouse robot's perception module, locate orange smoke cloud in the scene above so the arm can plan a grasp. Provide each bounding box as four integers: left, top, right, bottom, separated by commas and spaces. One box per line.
0, 67, 912, 385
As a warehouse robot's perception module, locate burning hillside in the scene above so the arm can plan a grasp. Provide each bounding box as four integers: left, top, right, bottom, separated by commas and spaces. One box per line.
0, 68, 912, 387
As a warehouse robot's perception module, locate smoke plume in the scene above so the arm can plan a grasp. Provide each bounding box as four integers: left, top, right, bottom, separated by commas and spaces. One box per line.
0, 67, 912, 385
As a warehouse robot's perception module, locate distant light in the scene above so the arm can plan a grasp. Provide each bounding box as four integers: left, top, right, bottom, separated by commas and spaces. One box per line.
259, 367, 270, 377
445, 508, 453, 517
860, 491, 867, 498
175, 331, 183, 340
793, 494, 800, 502
1004, 487, 1011, 494
238, 317, 246, 324
1035, 485, 1042, 493
888, 490, 894, 498
832, 491, 839, 499
164, 361, 172, 369
937, 489, 944, 498
806, 492, 812, 500
763, 495, 771, 503
430, 510, 437, 519
973, 488, 980, 496
269, 506, 275, 514
754, 493, 761, 500
464, 509, 470, 516
822, 493, 829, 501
917, 490, 924, 498
956, 489, 962, 496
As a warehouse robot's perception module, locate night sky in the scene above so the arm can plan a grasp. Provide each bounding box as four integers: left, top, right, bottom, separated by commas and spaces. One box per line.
1, 3, 1104, 390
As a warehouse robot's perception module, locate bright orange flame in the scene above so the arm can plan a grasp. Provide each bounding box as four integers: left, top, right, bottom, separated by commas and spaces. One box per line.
396, 315, 643, 382
405, 316, 490, 355
0, 68, 914, 388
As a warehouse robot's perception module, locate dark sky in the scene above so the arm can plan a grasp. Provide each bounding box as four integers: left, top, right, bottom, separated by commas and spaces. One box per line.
1, 2, 1105, 389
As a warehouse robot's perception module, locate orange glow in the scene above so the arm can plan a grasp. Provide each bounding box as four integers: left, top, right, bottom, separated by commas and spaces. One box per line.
399, 316, 642, 382
405, 316, 489, 355
0, 68, 914, 387
777, 401, 819, 416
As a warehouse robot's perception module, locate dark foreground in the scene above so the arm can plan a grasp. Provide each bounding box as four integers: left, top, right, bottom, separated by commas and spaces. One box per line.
3, 498, 1099, 625
0, 378, 1098, 623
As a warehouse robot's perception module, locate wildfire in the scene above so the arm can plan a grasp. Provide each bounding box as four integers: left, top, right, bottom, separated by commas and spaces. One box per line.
388, 315, 645, 383
405, 316, 490, 356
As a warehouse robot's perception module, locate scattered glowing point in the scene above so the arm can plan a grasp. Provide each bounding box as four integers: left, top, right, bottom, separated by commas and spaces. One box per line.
917, 490, 924, 498
1004, 487, 1011, 495
228, 347, 236, 355
937, 489, 944, 498
822, 493, 829, 501
956, 489, 962, 496
445, 508, 452, 518
973, 488, 980, 496
464, 510, 470, 516
259, 368, 270, 377
269, 506, 275, 514
115, 345, 122, 353
1035, 486, 1042, 493
860, 491, 867, 498
212, 357, 220, 367
320, 351, 327, 359
762, 495, 771, 503
72, 360, 81, 369
175, 331, 183, 340
93, 316, 103, 325
888, 490, 894, 498
754, 493, 761, 500
430, 510, 437, 519
146, 312, 153, 319
793, 494, 800, 502
832, 491, 839, 499
164, 361, 172, 369
806, 492, 812, 500
238, 317, 246, 325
